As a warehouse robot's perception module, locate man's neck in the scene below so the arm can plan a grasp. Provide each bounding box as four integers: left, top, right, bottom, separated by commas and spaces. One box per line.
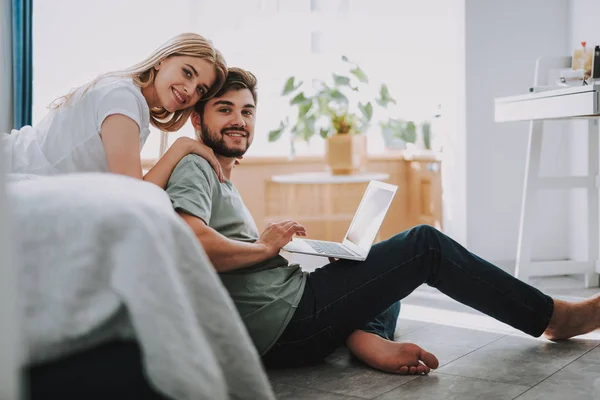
216, 155, 236, 180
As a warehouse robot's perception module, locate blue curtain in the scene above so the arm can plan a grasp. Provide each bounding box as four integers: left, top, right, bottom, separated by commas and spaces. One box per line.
12, 0, 33, 129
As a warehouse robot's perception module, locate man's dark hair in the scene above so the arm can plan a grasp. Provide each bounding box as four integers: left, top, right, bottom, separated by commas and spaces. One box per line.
194, 67, 258, 116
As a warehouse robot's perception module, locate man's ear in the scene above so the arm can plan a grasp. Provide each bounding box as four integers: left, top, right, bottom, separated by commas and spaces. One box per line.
190, 110, 201, 130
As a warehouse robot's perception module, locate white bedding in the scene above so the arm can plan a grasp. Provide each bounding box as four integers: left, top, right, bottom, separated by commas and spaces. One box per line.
8, 173, 275, 400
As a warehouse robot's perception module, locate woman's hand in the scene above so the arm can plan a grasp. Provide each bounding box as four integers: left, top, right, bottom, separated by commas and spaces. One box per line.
174, 137, 224, 182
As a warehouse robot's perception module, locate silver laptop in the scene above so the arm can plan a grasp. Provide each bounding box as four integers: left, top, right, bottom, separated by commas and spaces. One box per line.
282, 180, 398, 261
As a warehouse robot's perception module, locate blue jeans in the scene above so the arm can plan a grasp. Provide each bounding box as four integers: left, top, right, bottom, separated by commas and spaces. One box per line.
362, 301, 401, 341
263, 225, 554, 367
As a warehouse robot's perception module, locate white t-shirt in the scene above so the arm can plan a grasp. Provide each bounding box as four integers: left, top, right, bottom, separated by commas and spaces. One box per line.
2, 77, 151, 175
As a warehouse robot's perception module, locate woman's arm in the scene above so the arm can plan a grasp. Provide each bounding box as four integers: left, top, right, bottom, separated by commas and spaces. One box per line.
100, 115, 223, 188
144, 137, 223, 188
100, 115, 144, 179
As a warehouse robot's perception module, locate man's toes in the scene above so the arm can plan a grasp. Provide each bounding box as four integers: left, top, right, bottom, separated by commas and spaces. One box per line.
419, 348, 440, 369
417, 365, 430, 374
397, 366, 409, 374
409, 366, 417, 374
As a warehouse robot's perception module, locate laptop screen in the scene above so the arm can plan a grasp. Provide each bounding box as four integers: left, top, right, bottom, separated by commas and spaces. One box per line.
345, 184, 396, 251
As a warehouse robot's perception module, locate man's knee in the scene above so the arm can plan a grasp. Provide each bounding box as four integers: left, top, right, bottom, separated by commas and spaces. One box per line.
389, 224, 443, 251
410, 224, 440, 239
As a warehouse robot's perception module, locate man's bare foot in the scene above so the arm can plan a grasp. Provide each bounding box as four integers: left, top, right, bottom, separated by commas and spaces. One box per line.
346, 330, 439, 375
544, 295, 600, 340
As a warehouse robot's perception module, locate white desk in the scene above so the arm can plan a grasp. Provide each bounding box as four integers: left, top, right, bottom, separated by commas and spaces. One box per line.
495, 58, 600, 287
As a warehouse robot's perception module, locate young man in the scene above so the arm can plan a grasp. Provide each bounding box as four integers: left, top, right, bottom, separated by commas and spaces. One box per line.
165, 68, 600, 375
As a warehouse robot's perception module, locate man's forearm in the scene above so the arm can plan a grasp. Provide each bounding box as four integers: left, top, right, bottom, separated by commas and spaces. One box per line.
196, 230, 272, 272
143, 142, 187, 189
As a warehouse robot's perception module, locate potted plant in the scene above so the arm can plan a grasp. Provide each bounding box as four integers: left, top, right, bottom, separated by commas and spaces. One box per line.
379, 103, 442, 151
268, 56, 396, 175
379, 118, 417, 150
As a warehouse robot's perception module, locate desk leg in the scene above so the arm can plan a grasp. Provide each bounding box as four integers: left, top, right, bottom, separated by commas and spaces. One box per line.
586, 119, 600, 288
516, 121, 543, 282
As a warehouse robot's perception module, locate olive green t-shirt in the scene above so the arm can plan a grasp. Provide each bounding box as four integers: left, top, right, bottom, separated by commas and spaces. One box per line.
165, 154, 307, 355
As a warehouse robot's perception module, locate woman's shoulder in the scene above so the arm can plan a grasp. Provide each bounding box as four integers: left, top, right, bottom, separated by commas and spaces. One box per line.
89, 76, 151, 131
90, 76, 146, 104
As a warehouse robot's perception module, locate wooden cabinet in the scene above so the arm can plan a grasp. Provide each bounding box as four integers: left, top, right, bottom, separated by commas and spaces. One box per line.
407, 159, 443, 230
229, 152, 443, 241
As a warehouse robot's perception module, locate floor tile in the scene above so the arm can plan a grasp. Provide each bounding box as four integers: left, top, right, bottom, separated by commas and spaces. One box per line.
437, 335, 598, 386
394, 317, 431, 337
375, 373, 528, 400
271, 382, 365, 399
514, 359, 600, 400
578, 345, 600, 364
396, 323, 505, 349
400, 288, 491, 317
268, 356, 418, 399
410, 341, 476, 368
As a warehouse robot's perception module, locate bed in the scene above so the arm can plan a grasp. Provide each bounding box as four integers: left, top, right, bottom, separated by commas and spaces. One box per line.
7, 172, 275, 400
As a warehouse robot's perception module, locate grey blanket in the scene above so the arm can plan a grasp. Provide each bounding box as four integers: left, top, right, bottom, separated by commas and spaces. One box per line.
8, 173, 275, 400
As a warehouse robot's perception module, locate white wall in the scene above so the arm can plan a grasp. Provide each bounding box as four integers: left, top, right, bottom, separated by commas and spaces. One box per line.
438, 0, 467, 245
0, 0, 20, 396
567, 0, 600, 262
463, 0, 569, 263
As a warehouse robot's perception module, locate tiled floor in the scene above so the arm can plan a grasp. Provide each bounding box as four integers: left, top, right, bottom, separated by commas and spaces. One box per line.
267, 268, 600, 399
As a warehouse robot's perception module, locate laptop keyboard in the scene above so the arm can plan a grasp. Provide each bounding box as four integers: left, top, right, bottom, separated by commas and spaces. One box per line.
307, 241, 357, 257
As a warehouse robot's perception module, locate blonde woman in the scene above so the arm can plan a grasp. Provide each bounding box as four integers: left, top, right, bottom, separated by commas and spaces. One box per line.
3, 32, 227, 186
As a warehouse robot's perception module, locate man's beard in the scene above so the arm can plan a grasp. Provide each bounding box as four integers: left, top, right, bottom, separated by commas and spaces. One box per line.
199, 123, 250, 158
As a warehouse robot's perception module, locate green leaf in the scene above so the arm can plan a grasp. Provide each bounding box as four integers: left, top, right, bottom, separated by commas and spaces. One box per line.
298, 101, 313, 118
358, 101, 373, 122
421, 121, 431, 136
317, 96, 330, 113
341, 55, 349, 62
300, 116, 316, 142
290, 92, 308, 105
403, 121, 417, 143
282, 77, 302, 95
332, 73, 351, 87
350, 67, 368, 83
268, 122, 286, 142
319, 127, 330, 139
327, 89, 348, 104
422, 121, 432, 149
376, 83, 396, 108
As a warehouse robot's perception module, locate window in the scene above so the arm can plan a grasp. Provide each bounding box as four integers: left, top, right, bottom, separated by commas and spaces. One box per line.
33, 0, 459, 158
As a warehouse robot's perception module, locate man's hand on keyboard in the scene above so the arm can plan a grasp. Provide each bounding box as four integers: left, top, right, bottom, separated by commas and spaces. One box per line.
328, 257, 339, 263
257, 220, 307, 257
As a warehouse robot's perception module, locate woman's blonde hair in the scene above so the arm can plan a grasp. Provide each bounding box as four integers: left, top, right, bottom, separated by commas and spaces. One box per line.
52, 33, 228, 132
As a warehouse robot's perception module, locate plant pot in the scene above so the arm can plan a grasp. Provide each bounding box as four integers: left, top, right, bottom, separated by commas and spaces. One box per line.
325, 133, 367, 175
